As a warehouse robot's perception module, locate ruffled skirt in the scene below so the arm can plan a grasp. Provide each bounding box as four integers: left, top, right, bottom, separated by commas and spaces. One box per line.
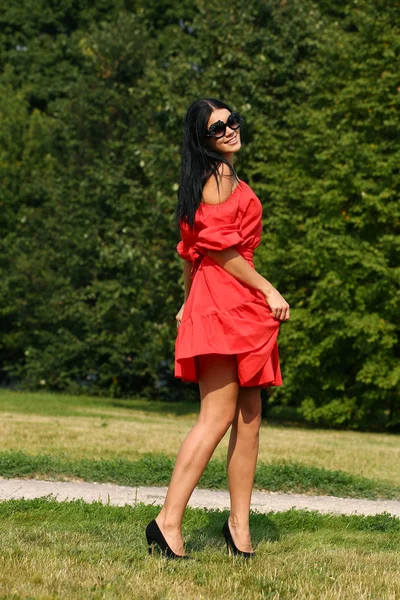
174, 255, 282, 388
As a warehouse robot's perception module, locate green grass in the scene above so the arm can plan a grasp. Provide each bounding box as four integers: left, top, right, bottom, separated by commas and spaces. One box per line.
1, 390, 400, 598
1, 390, 399, 492
0, 498, 399, 600
0, 389, 198, 418
1, 449, 400, 500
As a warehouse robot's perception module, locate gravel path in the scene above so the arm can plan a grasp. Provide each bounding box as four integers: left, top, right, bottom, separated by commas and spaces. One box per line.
1, 478, 399, 517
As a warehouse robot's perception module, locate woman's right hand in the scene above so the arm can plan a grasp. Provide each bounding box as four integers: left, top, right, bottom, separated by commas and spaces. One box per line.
176, 302, 185, 328
260, 286, 290, 321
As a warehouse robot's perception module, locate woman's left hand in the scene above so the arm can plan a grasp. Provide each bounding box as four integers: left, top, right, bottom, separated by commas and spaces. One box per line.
176, 302, 185, 327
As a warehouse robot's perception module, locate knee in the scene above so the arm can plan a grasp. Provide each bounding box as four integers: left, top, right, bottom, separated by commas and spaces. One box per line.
242, 407, 261, 423
237, 408, 261, 436
199, 410, 236, 439
237, 387, 262, 430
222, 411, 237, 433
217, 412, 237, 438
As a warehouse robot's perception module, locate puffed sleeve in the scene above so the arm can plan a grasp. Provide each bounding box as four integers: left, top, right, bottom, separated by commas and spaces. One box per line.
176, 239, 192, 261
187, 222, 244, 280
195, 223, 243, 253
176, 219, 193, 261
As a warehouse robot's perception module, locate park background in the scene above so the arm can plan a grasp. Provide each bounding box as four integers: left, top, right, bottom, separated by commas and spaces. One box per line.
1, 0, 399, 430
1, 1, 400, 598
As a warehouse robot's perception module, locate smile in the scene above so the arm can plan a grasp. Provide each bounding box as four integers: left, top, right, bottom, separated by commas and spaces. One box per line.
226, 136, 238, 145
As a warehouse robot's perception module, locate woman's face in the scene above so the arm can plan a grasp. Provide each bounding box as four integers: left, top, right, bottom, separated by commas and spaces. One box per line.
204, 108, 242, 155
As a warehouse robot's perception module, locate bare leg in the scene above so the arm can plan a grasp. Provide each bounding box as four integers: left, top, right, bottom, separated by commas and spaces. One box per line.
155, 353, 239, 555
226, 385, 262, 552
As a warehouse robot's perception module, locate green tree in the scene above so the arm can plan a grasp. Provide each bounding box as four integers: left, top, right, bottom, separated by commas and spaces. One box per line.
0, 0, 398, 427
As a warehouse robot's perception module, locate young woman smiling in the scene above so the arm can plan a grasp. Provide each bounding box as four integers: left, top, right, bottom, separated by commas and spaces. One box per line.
145, 98, 290, 559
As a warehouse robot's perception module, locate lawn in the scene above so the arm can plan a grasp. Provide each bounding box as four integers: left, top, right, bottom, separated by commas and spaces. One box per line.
0, 390, 399, 499
1, 390, 400, 600
0, 498, 399, 600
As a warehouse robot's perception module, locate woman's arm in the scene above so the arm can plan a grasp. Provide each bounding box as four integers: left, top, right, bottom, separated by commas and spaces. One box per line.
176, 260, 192, 327
182, 259, 192, 301
206, 248, 290, 321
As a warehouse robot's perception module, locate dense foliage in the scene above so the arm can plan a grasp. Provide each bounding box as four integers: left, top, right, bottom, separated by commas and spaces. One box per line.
1, 0, 399, 428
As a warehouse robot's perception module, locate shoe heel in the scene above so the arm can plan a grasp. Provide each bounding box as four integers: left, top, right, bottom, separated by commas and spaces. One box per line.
222, 519, 255, 559
145, 519, 189, 560
146, 529, 156, 556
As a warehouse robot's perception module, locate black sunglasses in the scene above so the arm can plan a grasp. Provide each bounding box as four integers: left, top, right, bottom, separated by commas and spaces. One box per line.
205, 111, 243, 139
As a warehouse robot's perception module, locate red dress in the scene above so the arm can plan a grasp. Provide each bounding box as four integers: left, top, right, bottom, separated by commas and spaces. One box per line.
174, 179, 282, 388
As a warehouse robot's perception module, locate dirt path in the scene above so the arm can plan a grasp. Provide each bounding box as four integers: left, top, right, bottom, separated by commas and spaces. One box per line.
1, 477, 399, 517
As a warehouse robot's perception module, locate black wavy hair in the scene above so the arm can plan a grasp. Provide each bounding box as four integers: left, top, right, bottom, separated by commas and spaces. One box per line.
174, 98, 240, 230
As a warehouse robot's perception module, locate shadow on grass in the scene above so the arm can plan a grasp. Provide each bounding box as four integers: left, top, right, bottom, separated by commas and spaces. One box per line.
110, 398, 199, 416
0, 389, 199, 418
1, 389, 397, 432
185, 510, 280, 553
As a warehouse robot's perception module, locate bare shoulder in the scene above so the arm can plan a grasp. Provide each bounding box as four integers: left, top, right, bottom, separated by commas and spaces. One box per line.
201, 162, 235, 206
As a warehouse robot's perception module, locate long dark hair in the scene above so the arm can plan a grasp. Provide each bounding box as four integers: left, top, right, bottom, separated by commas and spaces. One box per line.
174, 98, 240, 230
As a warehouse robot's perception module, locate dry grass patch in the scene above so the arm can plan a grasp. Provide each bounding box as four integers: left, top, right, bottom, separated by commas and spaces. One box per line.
0, 411, 190, 460
0, 390, 399, 486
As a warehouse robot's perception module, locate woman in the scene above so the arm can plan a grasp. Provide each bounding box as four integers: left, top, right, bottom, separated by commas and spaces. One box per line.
146, 98, 290, 559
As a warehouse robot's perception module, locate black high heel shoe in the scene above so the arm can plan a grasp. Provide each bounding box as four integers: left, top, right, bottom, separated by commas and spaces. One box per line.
145, 519, 189, 560
222, 519, 256, 559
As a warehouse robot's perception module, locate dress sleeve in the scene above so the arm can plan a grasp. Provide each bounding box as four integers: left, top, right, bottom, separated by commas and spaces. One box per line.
176, 239, 192, 261
195, 222, 243, 253
176, 219, 193, 261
